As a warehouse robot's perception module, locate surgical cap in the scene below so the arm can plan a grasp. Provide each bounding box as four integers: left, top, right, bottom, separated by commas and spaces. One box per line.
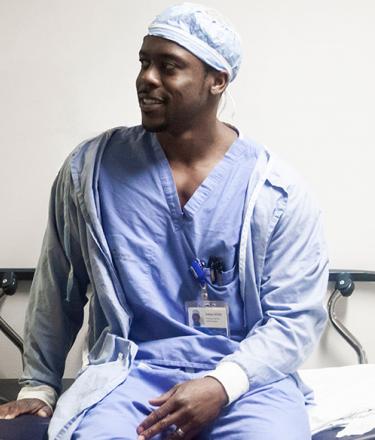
148, 2, 242, 82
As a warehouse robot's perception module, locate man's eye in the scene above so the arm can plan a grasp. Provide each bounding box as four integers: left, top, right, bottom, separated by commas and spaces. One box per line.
139, 59, 150, 69
163, 62, 176, 73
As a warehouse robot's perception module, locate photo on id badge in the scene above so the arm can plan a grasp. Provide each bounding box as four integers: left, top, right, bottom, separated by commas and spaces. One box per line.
186, 301, 230, 336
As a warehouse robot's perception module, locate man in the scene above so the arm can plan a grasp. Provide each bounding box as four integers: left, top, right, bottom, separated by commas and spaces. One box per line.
0, 3, 328, 439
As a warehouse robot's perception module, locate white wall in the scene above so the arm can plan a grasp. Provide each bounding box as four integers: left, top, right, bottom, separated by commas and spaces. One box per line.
0, 0, 374, 377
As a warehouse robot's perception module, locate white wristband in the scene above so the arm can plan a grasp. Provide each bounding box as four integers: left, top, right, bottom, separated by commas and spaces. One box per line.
205, 361, 249, 405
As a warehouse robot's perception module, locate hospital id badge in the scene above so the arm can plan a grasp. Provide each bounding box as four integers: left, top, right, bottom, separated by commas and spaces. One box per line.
185, 300, 230, 337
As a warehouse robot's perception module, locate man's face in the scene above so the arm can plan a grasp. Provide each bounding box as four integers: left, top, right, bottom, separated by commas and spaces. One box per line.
136, 35, 212, 134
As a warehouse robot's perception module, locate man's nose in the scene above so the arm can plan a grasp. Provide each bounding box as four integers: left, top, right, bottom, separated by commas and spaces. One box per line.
138, 64, 161, 87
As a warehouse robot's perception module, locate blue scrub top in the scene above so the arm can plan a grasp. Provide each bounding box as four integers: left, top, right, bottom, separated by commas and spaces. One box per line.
98, 129, 259, 369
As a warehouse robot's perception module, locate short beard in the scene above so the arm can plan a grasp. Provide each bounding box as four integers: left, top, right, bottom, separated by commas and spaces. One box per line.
141, 122, 168, 133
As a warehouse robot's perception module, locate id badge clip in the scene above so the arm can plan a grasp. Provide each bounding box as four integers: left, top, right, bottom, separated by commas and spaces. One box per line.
187, 258, 230, 337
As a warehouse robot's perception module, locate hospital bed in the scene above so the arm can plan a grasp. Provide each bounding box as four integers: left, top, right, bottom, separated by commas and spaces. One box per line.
0, 269, 375, 439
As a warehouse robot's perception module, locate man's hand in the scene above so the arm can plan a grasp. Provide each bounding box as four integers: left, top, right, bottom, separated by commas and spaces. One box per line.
137, 376, 228, 440
0, 399, 52, 420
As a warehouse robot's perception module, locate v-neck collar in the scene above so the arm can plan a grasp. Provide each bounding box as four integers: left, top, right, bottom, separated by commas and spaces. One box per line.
150, 132, 246, 228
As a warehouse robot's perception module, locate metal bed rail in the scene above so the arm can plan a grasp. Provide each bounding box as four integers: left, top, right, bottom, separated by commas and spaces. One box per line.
328, 270, 375, 364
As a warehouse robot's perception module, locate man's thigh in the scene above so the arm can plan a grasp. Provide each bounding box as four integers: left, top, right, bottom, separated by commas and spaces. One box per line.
71, 365, 310, 440
200, 376, 311, 440
71, 363, 185, 440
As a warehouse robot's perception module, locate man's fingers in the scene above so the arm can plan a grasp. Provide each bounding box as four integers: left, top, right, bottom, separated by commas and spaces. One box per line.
167, 423, 199, 440
138, 377, 226, 439
137, 399, 175, 435
0, 401, 24, 419
148, 385, 178, 406
36, 405, 52, 417
0, 399, 52, 420
137, 409, 187, 440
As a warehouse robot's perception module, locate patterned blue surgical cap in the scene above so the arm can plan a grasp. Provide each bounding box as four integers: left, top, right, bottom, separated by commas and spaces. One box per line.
148, 2, 242, 82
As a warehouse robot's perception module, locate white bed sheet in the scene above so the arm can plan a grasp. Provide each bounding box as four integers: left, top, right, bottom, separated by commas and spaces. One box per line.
299, 364, 375, 437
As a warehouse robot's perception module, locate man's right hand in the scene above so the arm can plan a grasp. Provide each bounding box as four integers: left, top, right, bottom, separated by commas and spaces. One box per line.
0, 399, 52, 419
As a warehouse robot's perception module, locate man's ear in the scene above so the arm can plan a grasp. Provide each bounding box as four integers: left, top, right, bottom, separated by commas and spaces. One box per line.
210, 71, 229, 96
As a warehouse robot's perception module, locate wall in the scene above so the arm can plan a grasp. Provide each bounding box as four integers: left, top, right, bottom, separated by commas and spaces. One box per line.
0, 0, 374, 377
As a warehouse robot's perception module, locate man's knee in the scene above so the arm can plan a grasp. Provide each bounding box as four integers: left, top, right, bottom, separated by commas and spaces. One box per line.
0, 414, 50, 440
201, 377, 311, 440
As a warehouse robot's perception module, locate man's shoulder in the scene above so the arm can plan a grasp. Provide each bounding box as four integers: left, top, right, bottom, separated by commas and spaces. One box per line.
55, 125, 146, 190
74, 125, 145, 155
241, 140, 308, 201
238, 136, 320, 216
238, 134, 302, 195
265, 152, 321, 216
267, 153, 302, 194
64, 125, 145, 167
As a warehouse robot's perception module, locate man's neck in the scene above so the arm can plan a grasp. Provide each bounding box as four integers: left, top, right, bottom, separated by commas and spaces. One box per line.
156, 120, 238, 167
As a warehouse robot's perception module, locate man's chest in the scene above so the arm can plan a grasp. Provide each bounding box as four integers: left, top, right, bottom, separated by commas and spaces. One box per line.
170, 163, 213, 208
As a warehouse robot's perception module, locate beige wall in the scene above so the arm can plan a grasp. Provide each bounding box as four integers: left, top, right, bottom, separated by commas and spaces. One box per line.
0, 0, 374, 377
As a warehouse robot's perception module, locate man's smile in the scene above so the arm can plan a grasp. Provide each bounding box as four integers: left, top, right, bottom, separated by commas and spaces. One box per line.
138, 94, 166, 111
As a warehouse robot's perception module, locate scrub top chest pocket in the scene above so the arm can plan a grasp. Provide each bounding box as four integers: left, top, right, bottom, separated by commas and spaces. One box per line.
194, 260, 247, 341
205, 263, 246, 340
186, 258, 244, 339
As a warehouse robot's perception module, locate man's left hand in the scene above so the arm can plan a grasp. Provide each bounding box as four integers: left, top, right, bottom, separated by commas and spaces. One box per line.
136, 376, 228, 439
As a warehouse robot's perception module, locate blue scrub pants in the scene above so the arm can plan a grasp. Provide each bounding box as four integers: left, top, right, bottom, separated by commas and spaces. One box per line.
72, 362, 311, 440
